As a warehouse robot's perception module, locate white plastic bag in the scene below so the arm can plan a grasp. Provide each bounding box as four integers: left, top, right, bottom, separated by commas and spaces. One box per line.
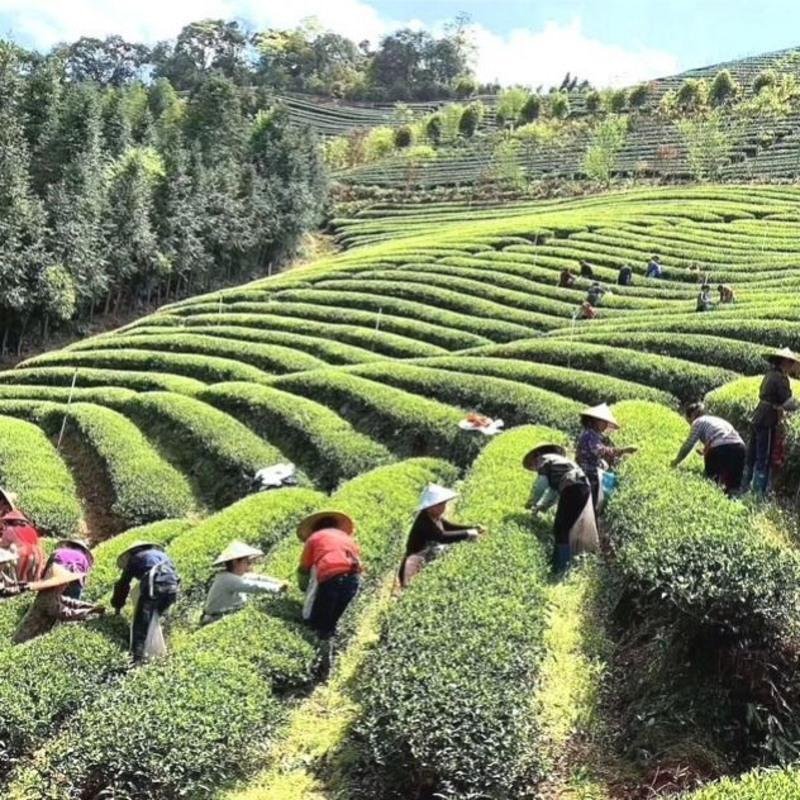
143, 612, 167, 661
302, 567, 318, 621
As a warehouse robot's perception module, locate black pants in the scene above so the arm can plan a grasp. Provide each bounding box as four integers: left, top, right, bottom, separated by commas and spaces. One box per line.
308, 573, 360, 640
132, 592, 177, 662
552, 482, 591, 572
705, 442, 746, 496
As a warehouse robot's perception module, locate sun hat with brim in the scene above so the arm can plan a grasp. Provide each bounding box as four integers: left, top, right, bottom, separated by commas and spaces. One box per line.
116, 540, 163, 570
2, 510, 30, 524
579, 403, 619, 430
765, 347, 800, 366
0, 547, 17, 565
296, 511, 355, 543
57, 539, 94, 564
213, 541, 264, 567
0, 488, 15, 510
28, 564, 85, 592
418, 484, 458, 512
523, 444, 567, 471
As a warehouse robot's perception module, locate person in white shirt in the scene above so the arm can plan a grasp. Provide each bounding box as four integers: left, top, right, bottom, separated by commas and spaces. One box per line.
671, 402, 746, 497
202, 541, 287, 624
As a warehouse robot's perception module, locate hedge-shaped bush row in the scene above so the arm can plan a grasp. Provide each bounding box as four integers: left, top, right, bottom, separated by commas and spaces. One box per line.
0, 366, 205, 395
119, 391, 297, 510
199, 382, 392, 492
8, 458, 455, 800
607, 400, 800, 646
472, 339, 735, 402
686, 767, 800, 799
0, 384, 136, 407
271, 369, 483, 467
356, 426, 570, 799
23, 348, 270, 385
65, 333, 327, 374
0, 400, 195, 531
0, 415, 82, 538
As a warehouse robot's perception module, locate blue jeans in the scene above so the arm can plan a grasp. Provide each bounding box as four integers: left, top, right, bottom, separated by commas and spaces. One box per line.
308, 573, 360, 640
748, 427, 774, 495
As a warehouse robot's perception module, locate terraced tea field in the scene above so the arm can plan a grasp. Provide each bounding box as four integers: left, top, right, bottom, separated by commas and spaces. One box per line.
3, 184, 800, 799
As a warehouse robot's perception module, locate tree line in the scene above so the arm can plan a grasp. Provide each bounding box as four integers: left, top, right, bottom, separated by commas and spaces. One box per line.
0, 39, 327, 357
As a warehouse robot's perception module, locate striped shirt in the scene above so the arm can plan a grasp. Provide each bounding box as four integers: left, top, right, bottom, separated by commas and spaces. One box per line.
675, 415, 743, 464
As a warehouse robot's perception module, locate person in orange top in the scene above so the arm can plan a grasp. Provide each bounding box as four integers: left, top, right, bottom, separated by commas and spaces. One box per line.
1, 511, 45, 582
296, 510, 361, 641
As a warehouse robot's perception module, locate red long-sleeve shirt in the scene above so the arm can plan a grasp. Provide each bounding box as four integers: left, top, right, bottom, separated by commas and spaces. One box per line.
299, 528, 361, 584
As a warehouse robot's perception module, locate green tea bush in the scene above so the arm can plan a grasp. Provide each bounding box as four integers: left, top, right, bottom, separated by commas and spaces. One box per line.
199, 382, 392, 491
356, 426, 560, 799
687, 767, 800, 799
0, 415, 82, 537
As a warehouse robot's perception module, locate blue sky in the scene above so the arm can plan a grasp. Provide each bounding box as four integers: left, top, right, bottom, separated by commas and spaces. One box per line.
1, 1, 798, 88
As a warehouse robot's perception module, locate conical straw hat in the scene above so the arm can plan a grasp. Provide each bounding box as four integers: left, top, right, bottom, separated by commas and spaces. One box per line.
296, 510, 355, 543
417, 484, 457, 512
764, 346, 800, 366
29, 564, 84, 592
116, 540, 163, 570
522, 443, 567, 471
213, 541, 264, 567
580, 403, 620, 429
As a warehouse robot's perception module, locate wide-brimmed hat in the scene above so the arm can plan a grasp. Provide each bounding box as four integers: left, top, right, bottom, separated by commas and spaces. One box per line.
296, 511, 355, 543
29, 564, 84, 592
0, 488, 16, 510
57, 538, 94, 564
2, 510, 30, 525
418, 484, 458, 512
0, 547, 17, 565
116, 540, 163, 570
213, 541, 264, 567
765, 347, 800, 367
522, 443, 566, 471
580, 403, 620, 430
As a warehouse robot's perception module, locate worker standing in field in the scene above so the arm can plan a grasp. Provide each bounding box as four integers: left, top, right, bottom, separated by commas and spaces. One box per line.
12, 565, 104, 644
297, 511, 361, 641
399, 484, 483, 588
577, 301, 597, 320
671, 402, 746, 497
111, 541, 180, 663
201, 541, 287, 625
579, 260, 595, 279
524, 444, 598, 573
645, 254, 663, 279
617, 265, 633, 286
718, 284, 735, 304
747, 347, 800, 496
1, 511, 45, 583
559, 268, 576, 288
696, 284, 714, 312
44, 539, 94, 599
586, 281, 607, 307
575, 404, 637, 511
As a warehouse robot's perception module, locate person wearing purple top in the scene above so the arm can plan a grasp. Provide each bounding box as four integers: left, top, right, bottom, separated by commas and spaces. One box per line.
45, 539, 94, 599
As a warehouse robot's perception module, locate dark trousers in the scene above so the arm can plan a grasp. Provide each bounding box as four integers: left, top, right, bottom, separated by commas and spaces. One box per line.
62, 581, 83, 600
308, 573, 360, 640
552, 483, 591, 573
705, 443, 746, 496
747, 426, 774, 494
132, 593, 177, 662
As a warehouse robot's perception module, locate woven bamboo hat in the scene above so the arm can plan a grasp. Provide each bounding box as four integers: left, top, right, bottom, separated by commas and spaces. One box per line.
116, 540, 163, 570
418, 484, 457, 511
213, 541, 264, 567
29, 564, 84, 592
296, 511, 355, 543
580, 403, 620, 430
522, 443, 566, 471
765, 346, 800, 366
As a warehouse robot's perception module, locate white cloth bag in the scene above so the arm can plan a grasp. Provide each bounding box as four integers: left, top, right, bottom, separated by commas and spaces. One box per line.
143, 612, 168, 660
302, 567, 318, 621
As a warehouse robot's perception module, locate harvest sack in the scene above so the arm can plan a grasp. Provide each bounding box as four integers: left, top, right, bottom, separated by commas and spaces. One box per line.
597, 469, 619, 512
568, 493, 600, 555
302, 567, 319, 621
143, 613, 167, 660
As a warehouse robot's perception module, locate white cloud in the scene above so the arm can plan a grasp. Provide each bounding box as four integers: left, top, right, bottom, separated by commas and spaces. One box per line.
472, 17, 680, 89
0, 2, 680, 90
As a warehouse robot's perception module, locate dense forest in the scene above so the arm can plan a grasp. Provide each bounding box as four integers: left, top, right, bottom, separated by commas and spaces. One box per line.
0, 16, 478, 357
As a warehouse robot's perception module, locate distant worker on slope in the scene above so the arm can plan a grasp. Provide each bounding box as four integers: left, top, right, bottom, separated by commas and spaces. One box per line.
575, 404, 637, 512
617, 264, 633, 286
696, 284, 714, 312
44, 539, 94, 599
586, 281, 608, 307
577, 301, 597, 320
524, 444, 599, 573
559, 268, 577, 288
1, 511, 45, 583
112, 541, 180, 663
645, 254, 663, 279
747, 347, 800, 496
671, 402, 746, 497
399, 484, 483, 588
202, 541, 287, 625
718, 284, 736, 304
579, 260, 595, 279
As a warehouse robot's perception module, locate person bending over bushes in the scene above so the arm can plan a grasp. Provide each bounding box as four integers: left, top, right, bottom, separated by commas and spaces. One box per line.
399, 483, 483, 588
524, 443, 598, 574
297, 511, 361, 641
201, 541, 287, 625
44, 538, 94, 599
13, 565, 104, 644
112, 541, 180, 663
671, 402, 746, 497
